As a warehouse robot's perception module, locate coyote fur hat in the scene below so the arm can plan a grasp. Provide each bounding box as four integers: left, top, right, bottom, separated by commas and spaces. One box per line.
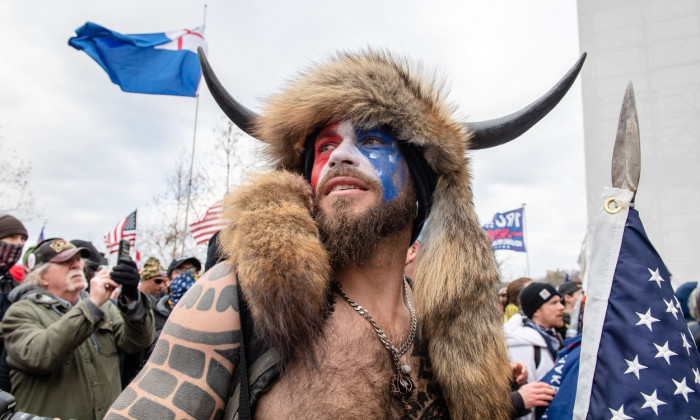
200, 48, 584, 419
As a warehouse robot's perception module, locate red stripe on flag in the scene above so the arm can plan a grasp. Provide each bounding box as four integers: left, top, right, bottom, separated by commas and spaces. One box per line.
189, 201, 226, 246
104, 211, 137, 254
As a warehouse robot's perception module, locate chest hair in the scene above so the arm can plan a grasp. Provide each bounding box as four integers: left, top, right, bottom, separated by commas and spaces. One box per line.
254, 303, 449, 419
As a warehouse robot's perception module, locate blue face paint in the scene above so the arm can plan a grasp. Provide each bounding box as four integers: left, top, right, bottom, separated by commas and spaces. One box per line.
354, 126, 409, 201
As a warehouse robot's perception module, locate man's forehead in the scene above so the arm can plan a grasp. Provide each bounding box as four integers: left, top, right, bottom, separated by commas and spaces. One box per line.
545, 295, 561, 304
316, 121, 399, 137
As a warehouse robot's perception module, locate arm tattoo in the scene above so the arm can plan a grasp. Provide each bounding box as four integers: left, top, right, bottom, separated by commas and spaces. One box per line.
106, 263, 241, 420
163, 322, 242, 345
208, 263, 233, 281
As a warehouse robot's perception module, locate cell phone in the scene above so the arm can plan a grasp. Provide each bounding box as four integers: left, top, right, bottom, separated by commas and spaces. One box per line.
117, 239, 131, 261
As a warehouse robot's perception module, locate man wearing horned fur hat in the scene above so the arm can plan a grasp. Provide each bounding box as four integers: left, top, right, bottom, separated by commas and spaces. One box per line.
107, 50, 583, 420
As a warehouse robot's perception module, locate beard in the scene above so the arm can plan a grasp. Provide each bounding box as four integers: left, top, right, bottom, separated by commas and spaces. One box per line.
315, 167, 416, 269
66, 269, 88, 292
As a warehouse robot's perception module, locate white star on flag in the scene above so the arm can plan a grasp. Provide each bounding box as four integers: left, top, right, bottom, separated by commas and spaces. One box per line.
624, 355, 648, 379
682, 333, 694, 355
636, 308, 660, 331
608, 404, 633, 420
648, 267, 665, 288
673, 377, 695, 403
640, 389, 667, 415
664, 298, 680, 320
654, 341, 678, 365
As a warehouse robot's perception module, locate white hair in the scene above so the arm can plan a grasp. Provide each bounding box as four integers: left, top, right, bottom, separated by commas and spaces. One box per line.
23, 262, 51, 287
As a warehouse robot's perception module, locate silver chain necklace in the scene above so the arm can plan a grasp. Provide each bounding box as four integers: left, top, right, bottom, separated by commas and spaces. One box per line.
334, 278, 417, 400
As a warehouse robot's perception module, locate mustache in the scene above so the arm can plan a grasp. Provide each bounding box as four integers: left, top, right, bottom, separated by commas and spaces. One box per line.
316, 167, 382, 196
66, 269, 87, 291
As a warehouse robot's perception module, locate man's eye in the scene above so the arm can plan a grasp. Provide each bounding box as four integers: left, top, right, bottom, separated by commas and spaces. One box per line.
318, 143, 336, 153
362, 136, 386, 146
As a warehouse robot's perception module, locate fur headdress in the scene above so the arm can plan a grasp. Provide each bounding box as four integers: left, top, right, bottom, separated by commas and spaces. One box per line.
202, 49, 584, 419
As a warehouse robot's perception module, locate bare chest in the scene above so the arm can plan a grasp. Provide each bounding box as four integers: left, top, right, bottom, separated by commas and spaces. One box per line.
254, 308, 448, 419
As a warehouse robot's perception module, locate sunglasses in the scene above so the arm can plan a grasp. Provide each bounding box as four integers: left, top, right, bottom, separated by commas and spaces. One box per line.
153, 279, 166, 285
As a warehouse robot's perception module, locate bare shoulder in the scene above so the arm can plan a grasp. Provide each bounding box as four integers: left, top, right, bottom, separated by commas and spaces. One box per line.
106, 262, 241, 420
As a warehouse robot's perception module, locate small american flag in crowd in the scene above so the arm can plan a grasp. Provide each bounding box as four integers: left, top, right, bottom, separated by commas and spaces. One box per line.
189, 201, 225, 245
104, 210, 137, 254
574, 188, 700, 419
37, 225, 45, 243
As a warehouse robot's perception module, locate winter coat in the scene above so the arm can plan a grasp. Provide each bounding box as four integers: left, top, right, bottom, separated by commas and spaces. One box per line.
1, 284, 154, 420
505, 314, 556, 384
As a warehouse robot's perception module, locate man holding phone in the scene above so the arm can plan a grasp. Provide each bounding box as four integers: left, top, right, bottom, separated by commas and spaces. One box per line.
1, 238, 155, 420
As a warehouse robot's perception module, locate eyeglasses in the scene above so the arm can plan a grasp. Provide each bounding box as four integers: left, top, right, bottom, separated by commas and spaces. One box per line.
153, 279, 166, 285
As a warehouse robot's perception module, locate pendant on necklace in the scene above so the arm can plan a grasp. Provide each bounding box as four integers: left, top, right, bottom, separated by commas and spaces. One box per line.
391, 368, 414, 399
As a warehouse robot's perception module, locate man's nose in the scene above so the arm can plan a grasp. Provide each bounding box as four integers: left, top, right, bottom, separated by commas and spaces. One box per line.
70, 256, 82, 269
328, 138, 360, 169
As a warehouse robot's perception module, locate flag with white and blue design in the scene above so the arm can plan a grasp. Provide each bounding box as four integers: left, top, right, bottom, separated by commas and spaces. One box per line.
537, 335, 581, 419
482, 207, 526, 252
69, 22, 206, 97
573, 187, 700, 419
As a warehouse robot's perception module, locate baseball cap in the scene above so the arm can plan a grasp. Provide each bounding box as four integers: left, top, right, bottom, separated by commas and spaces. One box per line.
557, 281, 582, 297
71, 239, 108, 267
520, 283, 561, 319
167, 256, 202, 278
142, 257, 168, 281
26, 238, 91, 271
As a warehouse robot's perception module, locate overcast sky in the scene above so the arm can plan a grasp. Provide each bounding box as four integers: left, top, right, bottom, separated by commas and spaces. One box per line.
0, 0, 585, 280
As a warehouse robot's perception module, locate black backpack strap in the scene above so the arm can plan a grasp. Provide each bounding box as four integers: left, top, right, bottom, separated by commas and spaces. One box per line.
533, 345, 541, 369
236, 282, 252, 420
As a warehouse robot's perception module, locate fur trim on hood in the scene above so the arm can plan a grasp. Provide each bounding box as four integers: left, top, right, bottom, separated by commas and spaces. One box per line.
222, 50, 511, 419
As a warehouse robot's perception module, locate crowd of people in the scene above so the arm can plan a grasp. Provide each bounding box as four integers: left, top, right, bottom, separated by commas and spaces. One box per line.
0, 213, 587, 420
0, 47, 596, 419
0, 214, 210, 419
497, 272, 700, 419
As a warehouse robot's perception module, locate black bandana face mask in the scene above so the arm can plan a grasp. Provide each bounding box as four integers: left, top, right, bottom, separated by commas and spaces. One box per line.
0, 241, 23, 270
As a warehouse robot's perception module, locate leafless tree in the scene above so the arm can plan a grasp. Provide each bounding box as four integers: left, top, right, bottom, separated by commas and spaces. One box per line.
212, 116, 250, 194
0, 129, 35, 220
140, 150, 215, 264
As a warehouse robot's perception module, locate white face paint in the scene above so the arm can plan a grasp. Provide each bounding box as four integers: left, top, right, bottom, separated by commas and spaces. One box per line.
312, 121, 380, 190
311, 120, 409, 201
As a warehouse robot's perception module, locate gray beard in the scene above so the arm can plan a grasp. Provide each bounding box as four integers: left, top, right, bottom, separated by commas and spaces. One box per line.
315, 184, 416, 269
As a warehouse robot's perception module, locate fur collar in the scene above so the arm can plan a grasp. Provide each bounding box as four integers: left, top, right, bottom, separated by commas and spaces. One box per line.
220, 170, 331, 365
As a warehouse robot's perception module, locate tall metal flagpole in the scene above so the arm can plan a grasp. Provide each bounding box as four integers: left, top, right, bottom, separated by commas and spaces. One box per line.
181, 4, 208, 255
522, 202, 530, 276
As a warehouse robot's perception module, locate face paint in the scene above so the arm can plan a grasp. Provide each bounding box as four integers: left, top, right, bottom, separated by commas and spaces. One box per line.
311, 121, 409, 201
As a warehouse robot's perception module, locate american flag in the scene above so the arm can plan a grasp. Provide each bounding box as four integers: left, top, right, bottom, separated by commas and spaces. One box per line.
573, 188, 700, 419
104, 210, 137, 254
189, 201, 225, 245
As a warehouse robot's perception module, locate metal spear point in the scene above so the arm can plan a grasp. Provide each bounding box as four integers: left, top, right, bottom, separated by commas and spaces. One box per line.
611, 82, 641, 194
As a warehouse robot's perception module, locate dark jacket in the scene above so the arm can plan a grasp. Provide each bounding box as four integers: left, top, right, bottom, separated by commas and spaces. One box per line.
120, 293, 159, 387
153, 294, 173, 341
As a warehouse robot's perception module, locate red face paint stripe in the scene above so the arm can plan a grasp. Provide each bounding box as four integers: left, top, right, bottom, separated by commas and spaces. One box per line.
311, 123, 340, 191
